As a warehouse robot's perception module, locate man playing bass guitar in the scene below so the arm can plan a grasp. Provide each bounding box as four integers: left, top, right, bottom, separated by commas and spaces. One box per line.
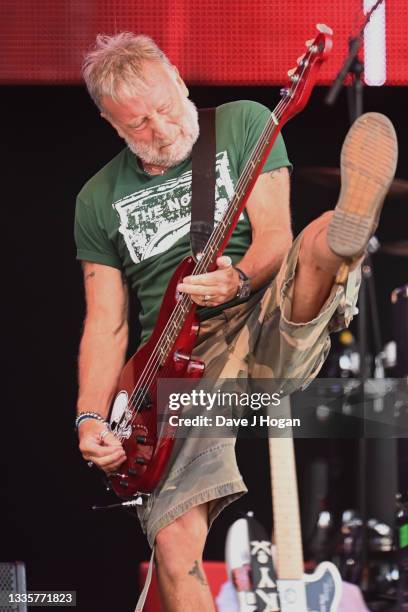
74, 32, 397, 612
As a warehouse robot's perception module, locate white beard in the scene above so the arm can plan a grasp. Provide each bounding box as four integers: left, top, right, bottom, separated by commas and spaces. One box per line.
126, 98, 200, 167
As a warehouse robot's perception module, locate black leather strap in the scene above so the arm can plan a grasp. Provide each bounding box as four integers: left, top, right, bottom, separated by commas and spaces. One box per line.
190, 107, 216, 260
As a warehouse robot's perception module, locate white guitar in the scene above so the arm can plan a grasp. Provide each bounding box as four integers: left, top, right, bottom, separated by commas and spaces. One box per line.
225, 396, 342, 611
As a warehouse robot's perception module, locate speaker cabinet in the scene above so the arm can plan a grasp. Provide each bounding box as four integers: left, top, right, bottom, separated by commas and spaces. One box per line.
0, 562, 27, 612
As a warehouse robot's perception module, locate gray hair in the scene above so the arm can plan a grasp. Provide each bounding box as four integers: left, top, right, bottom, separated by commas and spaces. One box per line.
82, 32, 171, 109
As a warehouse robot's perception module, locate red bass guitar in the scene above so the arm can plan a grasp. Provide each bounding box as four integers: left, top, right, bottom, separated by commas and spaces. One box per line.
106, 25, 333, 501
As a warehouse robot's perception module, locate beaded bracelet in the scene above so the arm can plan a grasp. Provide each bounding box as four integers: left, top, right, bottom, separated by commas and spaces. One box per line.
75, 411, 107, 430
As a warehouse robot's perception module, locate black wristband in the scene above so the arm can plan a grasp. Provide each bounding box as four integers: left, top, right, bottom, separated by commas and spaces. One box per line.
233, 265, 250, 281
233, 266, 251, 299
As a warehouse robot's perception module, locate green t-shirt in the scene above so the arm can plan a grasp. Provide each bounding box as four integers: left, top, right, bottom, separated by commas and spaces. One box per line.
75, 100, 292, 345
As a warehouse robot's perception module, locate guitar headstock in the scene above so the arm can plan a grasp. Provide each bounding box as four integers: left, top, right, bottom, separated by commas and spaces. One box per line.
278, 24, 333, 122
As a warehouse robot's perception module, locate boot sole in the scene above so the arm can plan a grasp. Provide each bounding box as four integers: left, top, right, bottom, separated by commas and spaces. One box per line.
327, 112, 398, 259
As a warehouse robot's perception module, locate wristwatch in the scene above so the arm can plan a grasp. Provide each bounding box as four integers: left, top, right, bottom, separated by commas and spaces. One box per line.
234, 266, 251, 299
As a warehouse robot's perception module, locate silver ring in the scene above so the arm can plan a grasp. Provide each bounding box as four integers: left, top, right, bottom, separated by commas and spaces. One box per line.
99, 429, 110, 444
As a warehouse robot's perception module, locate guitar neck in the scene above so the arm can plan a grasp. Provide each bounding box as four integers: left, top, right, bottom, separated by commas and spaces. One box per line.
159, 27, 333, 360
197, 27, 333, 273
161, 28, 333, 353
269, 398, 304, 580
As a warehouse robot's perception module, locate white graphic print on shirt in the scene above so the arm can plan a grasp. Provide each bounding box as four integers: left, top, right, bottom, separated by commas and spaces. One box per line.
112, 151, 243, 264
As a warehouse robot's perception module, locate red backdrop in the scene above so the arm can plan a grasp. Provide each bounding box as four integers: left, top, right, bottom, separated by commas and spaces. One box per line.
1, 0, 407, 85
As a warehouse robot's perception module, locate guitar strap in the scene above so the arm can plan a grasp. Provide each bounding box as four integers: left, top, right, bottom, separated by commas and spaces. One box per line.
246, 515, 280, 611
190, 107, 217, 260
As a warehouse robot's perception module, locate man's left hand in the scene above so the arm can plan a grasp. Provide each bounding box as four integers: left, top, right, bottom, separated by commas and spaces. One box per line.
177, 256, 240, 307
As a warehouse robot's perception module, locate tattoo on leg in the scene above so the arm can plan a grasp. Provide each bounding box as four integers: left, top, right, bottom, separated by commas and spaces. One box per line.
188, 560, 208, 587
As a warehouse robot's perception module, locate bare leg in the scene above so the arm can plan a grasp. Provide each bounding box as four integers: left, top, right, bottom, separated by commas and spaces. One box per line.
291, 211, 352, 323
155, 503, 215, 612
291, 112, 398, 324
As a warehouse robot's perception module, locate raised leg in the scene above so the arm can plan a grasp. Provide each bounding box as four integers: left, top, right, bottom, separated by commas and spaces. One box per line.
291, 112, 398, 324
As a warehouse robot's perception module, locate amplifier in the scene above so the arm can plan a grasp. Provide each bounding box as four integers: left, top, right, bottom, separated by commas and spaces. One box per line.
0, 562, 27, 612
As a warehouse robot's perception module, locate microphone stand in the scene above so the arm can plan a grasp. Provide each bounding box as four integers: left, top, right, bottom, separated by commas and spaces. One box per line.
325, 0, 386, 593
325, 0, 384, 113
326, 36, 364, 121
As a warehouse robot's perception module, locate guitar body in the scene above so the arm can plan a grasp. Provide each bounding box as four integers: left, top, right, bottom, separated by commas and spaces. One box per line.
278, 562, 342, 611
226, 516, 342, 612
107, 256, 205, 499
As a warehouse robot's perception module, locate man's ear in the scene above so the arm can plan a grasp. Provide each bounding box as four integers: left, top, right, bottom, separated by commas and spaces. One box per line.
100, 111, 125, 139
172, 65, 189, 97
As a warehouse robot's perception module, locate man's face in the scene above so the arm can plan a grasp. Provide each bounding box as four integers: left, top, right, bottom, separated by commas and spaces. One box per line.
101, 61, 199, 167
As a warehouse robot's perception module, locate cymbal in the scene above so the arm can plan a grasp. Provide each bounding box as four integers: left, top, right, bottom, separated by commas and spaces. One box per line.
298, 166, 408, 197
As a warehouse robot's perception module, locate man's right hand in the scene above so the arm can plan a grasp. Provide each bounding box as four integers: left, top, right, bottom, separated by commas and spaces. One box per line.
76, 262, 129, 473
78, 419, 126, 473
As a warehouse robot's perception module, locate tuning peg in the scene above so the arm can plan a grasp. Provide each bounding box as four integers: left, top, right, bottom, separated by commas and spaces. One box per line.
316, 23, 333, 35
287, 67, 297, 77
305, 39, 314, 48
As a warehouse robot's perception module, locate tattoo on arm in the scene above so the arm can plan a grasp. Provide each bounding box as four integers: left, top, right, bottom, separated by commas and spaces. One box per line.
188, 560, 208, 587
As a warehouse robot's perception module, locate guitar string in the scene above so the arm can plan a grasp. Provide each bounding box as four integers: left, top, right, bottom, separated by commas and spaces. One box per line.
123, 45, 319, 401
121, 48, 316, 428
115, 115, 284, 441
121, 100, 287, 415
119, 49, 314, 440
121, 99, 288, 427
115, 45, 317, 441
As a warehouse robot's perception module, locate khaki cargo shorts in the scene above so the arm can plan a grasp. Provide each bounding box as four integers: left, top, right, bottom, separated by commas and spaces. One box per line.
137, 232, 361, 546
